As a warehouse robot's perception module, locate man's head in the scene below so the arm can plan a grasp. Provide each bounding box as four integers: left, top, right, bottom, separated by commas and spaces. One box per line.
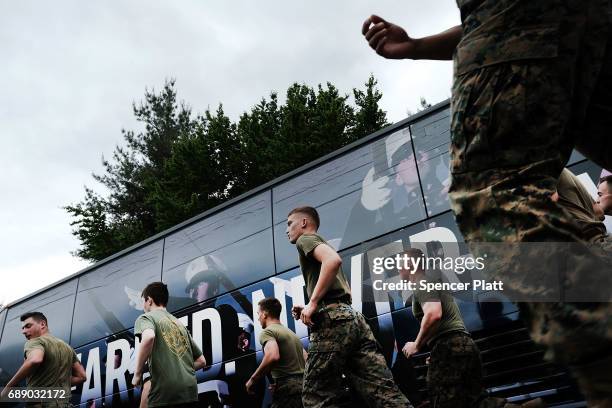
286, 206, 320, 244
597, 176, 612, 215
21, 312, 48, 340
399, 248, 425, 281
141, 282, 169, 312
257, 297, 282, 329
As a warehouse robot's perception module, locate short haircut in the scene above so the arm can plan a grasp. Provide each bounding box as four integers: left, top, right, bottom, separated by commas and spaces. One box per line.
258, 297, 282, 319
142, 282, 169, 307
20, 311, 47, 325
288, 206, 320, 229
599, 175, 612, 191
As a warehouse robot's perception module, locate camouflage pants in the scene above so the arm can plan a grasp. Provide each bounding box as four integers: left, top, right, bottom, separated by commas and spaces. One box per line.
272, 375, 304, 408
427, 332, 504, 408
302, 303, 412, 408
449, 1, 612, 405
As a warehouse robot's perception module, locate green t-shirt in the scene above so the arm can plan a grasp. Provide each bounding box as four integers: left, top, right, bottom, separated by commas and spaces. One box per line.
134, 309, 203, 407
412, 275, 468, 346
24, 334, 77, 407
296, 233, 351, 304
259, 323, 305, 379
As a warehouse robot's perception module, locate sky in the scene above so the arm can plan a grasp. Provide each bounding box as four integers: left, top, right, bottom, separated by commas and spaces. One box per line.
0, 1, 459, 306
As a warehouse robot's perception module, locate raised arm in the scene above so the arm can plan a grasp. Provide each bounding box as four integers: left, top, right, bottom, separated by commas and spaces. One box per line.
362, 14, 461, 61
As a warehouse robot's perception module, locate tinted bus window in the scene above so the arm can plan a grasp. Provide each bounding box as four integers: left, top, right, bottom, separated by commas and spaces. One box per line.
410, 107, 452, 217
71, 241, 163, 348
163, 193, 274, 312
162, 192, 272, 271
164, 229, 276, 313
0, 280, 77, 386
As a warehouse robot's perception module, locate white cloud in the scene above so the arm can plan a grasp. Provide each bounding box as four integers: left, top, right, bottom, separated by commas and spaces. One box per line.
0, 254, 90, 306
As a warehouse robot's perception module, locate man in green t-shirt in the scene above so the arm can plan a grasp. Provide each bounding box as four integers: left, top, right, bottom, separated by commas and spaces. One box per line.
400, 248, 542, 408
132, 282, 207, 408
0, 311, 87, 408
286, 206, 412, 408
246, 297, 306, 408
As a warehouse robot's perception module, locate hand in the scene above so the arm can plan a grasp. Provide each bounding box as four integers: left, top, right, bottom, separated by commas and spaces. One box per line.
132, 372, 142, 388
362, 15, 417, 59
245, 377, 256, 395
402, 341, 419, 359
268, 383, 277, 394
291, 305, 304, 320
300, 302, 318, 327
361, 167, 392, 210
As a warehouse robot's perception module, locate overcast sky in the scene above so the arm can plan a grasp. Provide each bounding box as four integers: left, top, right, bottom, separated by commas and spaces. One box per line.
0, 1, 459, 306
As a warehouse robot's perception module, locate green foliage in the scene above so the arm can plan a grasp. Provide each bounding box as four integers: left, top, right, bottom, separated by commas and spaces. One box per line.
66, 76, 390, 261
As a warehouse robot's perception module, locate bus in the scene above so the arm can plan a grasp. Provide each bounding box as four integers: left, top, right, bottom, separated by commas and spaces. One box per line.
1, 100, 603, 407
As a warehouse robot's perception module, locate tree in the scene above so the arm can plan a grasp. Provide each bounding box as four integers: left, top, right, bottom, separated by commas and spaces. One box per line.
67, 77, 390, 262
351, 75, 389, 141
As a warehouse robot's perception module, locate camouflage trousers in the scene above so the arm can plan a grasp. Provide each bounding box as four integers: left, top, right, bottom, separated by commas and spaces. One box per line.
302, 303, 412, 408
427, 332, 504, 408
449, 1, 612, 406
272, 374, 304, 408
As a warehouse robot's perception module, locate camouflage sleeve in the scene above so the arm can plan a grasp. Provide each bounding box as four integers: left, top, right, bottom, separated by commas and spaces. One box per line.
134, 314, 155, 338
189, 334, 203, 360
259, 328, 276, 347
297, 234, 324, 258
24, 338, 44, 359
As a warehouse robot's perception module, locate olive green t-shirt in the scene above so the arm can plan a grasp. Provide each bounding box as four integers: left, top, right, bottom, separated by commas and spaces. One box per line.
557, 168, 607, 242
24, 334, 77, 406
135, 309, 203, 407
259, 323, 305, 379
296, 233, 351, 304
412, 276, 468, 346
